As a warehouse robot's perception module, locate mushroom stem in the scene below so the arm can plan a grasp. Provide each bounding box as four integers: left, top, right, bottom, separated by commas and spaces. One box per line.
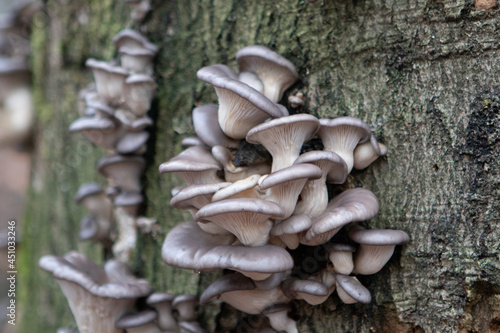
112, 207, 138, 262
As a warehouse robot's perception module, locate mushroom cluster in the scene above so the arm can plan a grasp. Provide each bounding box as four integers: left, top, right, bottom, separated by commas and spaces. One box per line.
70, 27, 158, 261
40, 251, 208, 333
159, 45, 409, 332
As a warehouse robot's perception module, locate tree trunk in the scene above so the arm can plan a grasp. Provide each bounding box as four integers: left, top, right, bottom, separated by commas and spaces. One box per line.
20, 0, 500, 332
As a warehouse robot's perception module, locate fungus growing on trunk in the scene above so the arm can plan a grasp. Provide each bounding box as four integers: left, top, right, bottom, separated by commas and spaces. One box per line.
39, 252, 151, 333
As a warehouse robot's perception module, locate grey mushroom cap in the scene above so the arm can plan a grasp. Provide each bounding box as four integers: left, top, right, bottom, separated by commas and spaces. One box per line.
196, 64, 286, 139
259, 164, 322, 191
335, 274, 372, 304
271, 214, 312, 236
181, 136, 206, 147
192, 104, 239, 148
146, 292, 176, 305
158, 146, 222, 185
196, 198, 285, 221
261, 303, 291, 315
74, 182, 103, 203
172, 294, 197, 307
294, 150, 348, 184
199, 272, 256, 305
112, 29, 159, 53
325, 243, 357, 253
161, 221, 294, 275
69, 116, 115, 132
115, 131, 150, 154
246, 113, 320, 172
114, 191, 144, 207
348, 225, 410, 246
115, 310, 157, 328
317, 116, 372, 172
97, 155, 146, 179
303, 188, 379, 245
39, 251, 152, 298
353, 134, 388, 170
281, 278, 329, 300
236, 45, 299, 103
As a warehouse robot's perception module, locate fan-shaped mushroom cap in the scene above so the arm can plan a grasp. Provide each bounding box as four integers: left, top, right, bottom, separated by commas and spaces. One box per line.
196, 198, 285, 246
85, 59, 129, 106
159, 146, 223, 185
170, 182, 231, 213
302, 188, 379, 246
68, 116, 119, 150
281, 278, 329, 305
172, 294, 198, 321
293, 150, 348, 218
259, 164, 322, 219
236, 45, 299, 103
211, 174, 261, 202
114, 110, 153, 131
262, 304, 297, 333
181, 136, 206, 147
348, 225, 410, 275
197, 64, 286, 139
123, 74, 157, 117
325, 244, 356, 275
146, 292, 177, 331
118, 46, 155, 74
200, 273, 289, 315
39, 252, 152, 333
335, 274, 371, 304
270, 214, 312, 250
75, 183, 113, 241
238, 71, 264, 93
98, 155, 146, 193
317, 117, 372, 173
353, 134, 388, 170
192, 104, 239, 148
115, 310, 160, 333
86, 99, 115, 118
112, 29, 158, 54
211, 145, 271, 183
246, 114, 320, 172
113, 191, 144, 216
161, 221, 293, 280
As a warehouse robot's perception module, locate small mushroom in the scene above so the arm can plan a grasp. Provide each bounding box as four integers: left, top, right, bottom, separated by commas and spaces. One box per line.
293, 150, 348, 218
112, 29, 158, 54
146, 292, 178, 331
317, 116, 372, 173
123, 74, 157, 117
159, 146, 224, 185
258, 164, 322, 219
172, 294, 198, 321
348, 225, 410, 275
85, 59, 129, 106
97, 155, 146, 193
118, 46, 155, 74
302, 188, 379, 246
236, 45, 299, 103
75, 182, 113, 241
281, 278, 330, 305
197, 64, 286, 139
335, 274, 371, 304
246, 114, 320, 172
262, 304, 297, 333
115, 310, 161, 333
211, 174, 262, 202
195, 198, 285, 246
353, 134, 388, 170
325, 243, 357, 275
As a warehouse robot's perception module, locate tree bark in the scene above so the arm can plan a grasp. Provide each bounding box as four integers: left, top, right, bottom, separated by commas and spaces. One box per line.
20, 0, 500, 332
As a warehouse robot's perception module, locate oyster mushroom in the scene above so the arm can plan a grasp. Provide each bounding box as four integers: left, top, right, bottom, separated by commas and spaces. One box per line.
39, 252, 151, 333
236, 45, 299, 103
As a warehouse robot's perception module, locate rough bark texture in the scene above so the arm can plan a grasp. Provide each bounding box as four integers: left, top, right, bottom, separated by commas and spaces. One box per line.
20, 0, 499, 332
